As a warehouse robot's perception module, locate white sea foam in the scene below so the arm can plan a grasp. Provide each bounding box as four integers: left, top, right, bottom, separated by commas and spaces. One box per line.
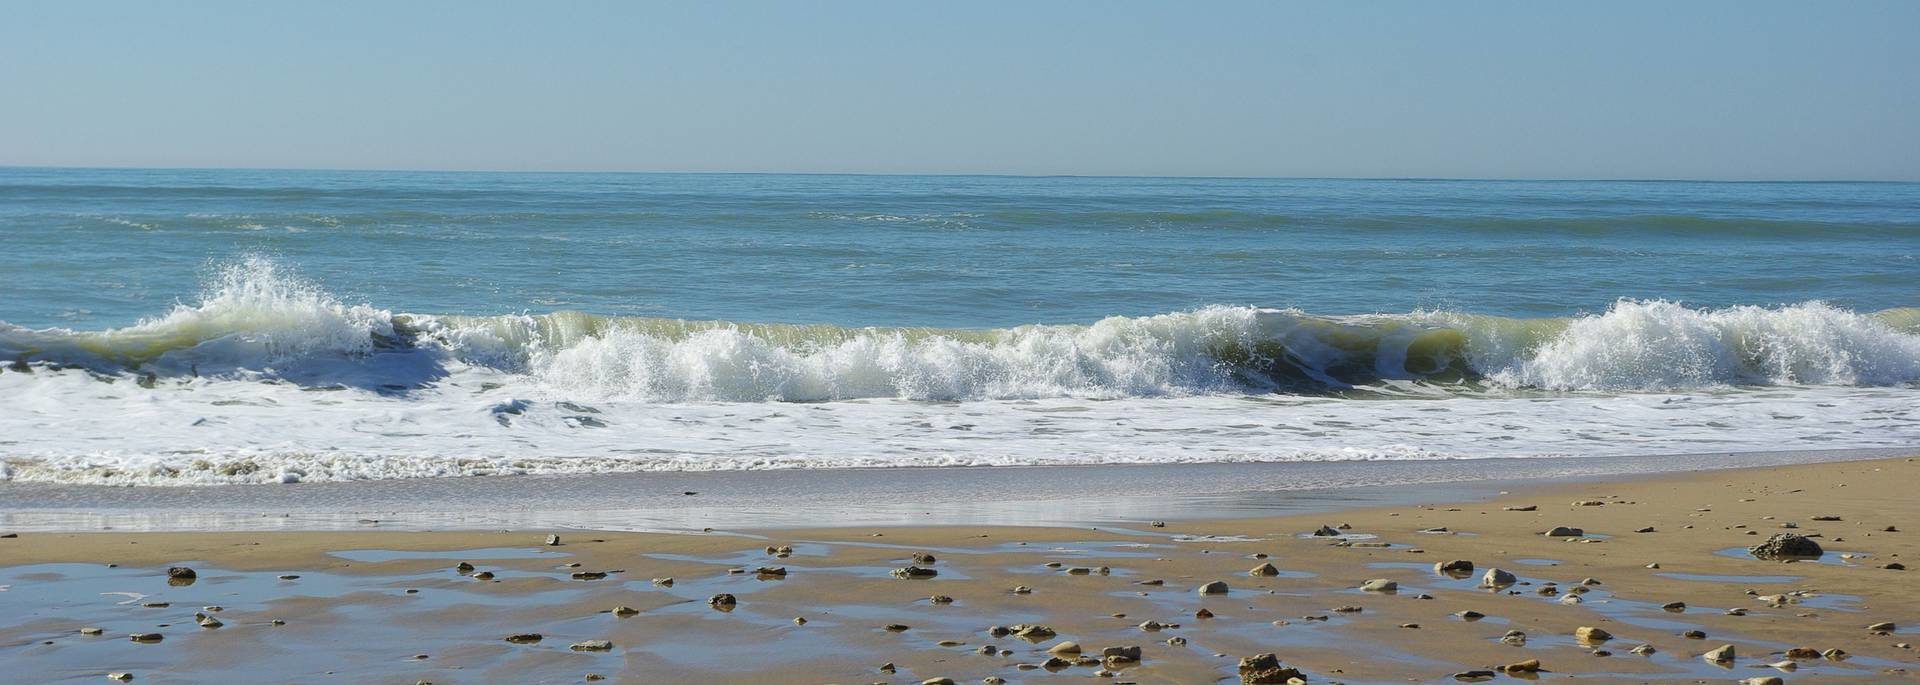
1, 260, 1917, 485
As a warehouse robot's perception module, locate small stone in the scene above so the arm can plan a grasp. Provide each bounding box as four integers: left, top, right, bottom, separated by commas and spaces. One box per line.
1749, 533, 1823, 559
1704, 644, 1735, 662
129, 633, 163, 643
571, 571, 608, 580
1682, 629, 1706, 639
892, 566, 938, 579
1310, 525, 1341, 537
1887, 562, 1907, 570
1237, 653, 1303, 684
1822, 648, 1849, 660
503, 633, 542, 644
1500, 630, 1526, 645
1435, 559, 1474, 575
455, 562, 474, 573
1545, 526, 1584, 537
194, 613, 222, 628
1360, 578, 1397, 592
1741, 678, 1783, 685
708, 594, 737, 610
929, 594, 955, 604
1011, 585, 1033, 594
1248, 563, 1280, 577
1194, 608, 1214, 619
1635, 526, 1656, 533
1457, 610, 1486, 621
471, 571, 495, 580
1501, 659, 1541, 673
752, 566, 786, 577
1452, 671, 1497, 682
1504, 505, 1537, 511
651, 577, 673, 586
544, 534, 560, 546
611, 606, 639, 617
80, 627, 104, 635
1047, 641, 1081, 655
1573, 500, 1605, 506
1662, 601, 1686, 612
165, 567, 196, 580
1481, 568, 1517, 587
106, 674, 133, 682
569, 640, 613, 652
1630, 644, 1656, 656
793, 617, 807, 625
1197, 580, 1229, 595
1574, 626, 1612, 643
1811, 515, 1841, 521
1014, 624, 1056, 640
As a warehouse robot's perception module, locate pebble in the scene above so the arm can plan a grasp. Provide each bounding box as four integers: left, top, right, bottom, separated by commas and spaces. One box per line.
892, 566, 938, 579
708, 594, 737, 610
611, 606, 639, 617
1500, 659, 1541, 673
1574, 626, 1612, 643
1499, 630, 1525, 645
544, 534, 560, 546
503, 634, 543, 644
1545, 526, 1584, 537
1197, 580, 1229, 595
106, 674, 133, 682
128, 633, 163, 643
569, 640, 613, 652
1704, 644, 1736, 662
1435, 559, 1474, 575
80, 627, 104, 635
1481, 568, 1517, 587
1360, 578, 1397, 592
1504, 505, 1537, 511
1248, 563, 1280, 577
1630, 644, 1656, 656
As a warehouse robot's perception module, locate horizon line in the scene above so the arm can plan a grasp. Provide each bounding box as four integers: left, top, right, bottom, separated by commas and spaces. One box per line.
1, 163, 1915, 185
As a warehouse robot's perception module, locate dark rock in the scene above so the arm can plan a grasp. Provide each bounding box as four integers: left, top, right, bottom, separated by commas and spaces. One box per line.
1749, 533, 1824, 559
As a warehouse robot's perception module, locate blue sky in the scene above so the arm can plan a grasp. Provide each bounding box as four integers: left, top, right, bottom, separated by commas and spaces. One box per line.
3, 1, 1916, 179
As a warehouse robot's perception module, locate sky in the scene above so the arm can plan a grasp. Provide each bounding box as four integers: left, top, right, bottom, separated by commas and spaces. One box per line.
2, 1, 1917, 180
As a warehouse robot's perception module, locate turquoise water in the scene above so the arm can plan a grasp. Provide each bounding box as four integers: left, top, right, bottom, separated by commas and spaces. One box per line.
3, 168, 1917, 328
1, 168, 1917, 485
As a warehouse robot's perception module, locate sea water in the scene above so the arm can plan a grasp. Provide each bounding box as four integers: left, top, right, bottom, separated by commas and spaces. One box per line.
1, 168, 1916, 485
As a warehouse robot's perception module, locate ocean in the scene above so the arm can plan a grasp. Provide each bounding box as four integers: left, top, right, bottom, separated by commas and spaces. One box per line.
2, 167, 1917, 487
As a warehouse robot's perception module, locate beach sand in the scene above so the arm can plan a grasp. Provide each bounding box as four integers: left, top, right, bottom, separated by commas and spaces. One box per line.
2, 457, 1915, 684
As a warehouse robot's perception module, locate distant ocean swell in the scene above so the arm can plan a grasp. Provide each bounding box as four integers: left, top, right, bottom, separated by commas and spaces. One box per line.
4, 258, 1918, 400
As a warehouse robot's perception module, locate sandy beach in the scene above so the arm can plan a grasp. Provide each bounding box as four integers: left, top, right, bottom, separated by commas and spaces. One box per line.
2, 457, 1914, 684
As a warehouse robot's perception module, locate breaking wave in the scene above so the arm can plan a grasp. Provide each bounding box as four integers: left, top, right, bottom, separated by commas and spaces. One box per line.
3, 258, 1918, 400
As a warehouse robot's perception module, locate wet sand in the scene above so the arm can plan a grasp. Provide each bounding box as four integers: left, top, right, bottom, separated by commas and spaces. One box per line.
2, 457, 1916, 683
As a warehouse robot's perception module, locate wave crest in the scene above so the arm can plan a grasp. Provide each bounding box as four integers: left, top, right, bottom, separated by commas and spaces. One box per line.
3, 260, 1917, 399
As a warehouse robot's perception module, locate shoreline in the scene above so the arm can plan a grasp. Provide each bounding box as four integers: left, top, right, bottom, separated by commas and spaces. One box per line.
4, 446, 1913, 534
2, 456, 1916, 683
